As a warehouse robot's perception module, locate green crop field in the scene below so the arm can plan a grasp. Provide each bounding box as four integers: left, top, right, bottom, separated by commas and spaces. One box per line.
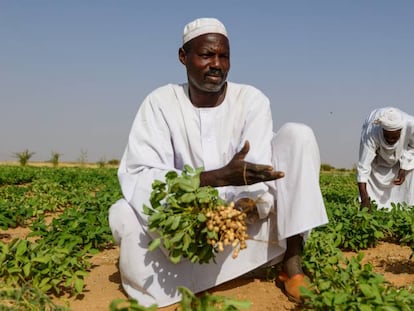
1, 166, 414, 310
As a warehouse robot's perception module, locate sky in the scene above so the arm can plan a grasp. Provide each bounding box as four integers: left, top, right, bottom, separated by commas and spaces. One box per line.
1, 1, 413, 169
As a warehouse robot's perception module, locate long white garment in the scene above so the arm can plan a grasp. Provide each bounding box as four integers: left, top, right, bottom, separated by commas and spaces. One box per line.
357, 107, 414, 209
109, 82, 328, 307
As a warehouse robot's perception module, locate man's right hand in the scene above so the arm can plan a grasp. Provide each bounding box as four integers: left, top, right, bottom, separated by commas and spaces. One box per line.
358, 182, 372, 211
360, 196, 371, 211
200, 140, 284, 187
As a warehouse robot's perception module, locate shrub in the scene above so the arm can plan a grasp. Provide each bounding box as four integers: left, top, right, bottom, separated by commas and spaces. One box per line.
107, 159, 120, 166
321, 163, 335, 171
49, 151, 62, 167
13, 149, 35, 166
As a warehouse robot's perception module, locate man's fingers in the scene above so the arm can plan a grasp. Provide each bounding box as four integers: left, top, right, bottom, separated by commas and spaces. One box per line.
245, 165, 284, 182
265, 170, 284, 180
237, 141, 250, 159
274, 171, 285, 179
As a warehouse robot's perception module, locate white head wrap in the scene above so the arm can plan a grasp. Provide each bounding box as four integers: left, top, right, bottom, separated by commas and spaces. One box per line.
374, 107, 404, 131
182, 18, 228, 45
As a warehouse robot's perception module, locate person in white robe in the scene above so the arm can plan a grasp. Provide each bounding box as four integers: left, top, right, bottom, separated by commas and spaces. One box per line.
357, 107, 414, 210
109, 17, 328, 307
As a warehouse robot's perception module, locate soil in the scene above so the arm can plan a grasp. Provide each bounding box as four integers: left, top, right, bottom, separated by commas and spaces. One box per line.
2, 226, 414, 311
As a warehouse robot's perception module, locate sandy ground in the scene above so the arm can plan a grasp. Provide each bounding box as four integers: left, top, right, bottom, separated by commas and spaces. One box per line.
2, 226, 414, 311
61, 242, 414, 311
59, 246, 297, 311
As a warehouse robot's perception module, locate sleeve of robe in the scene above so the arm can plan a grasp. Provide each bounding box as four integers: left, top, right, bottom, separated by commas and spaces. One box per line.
400, 122, 414, 171
357, 118, 379, 183
117, 90, 179, 235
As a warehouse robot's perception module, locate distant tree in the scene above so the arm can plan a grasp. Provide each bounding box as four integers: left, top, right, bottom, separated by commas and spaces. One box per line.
13, 149, 35, 166
320, 163, 335, 171
107, 159, 120, 166
77, 149, 88, 166
49, 151, 62, 167
337, 168, 349, 172
97, 157, 106, 168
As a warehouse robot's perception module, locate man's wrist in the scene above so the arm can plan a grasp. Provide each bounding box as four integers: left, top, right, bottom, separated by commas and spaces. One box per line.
200, 170, 226, 187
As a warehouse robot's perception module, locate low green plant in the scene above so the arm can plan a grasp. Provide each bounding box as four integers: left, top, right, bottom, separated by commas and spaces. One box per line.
109, 287, 251, 311
2, 165, 414, 310
178, 286, 251, 311
302, 252, 414, 310
0, 281, 70, 310
0, 165, 121, 297
109, 298, 157, 311
325, 203, 386, 251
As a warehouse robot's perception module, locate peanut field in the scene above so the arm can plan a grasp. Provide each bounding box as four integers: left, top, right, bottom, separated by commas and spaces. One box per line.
1, 165, 414, 310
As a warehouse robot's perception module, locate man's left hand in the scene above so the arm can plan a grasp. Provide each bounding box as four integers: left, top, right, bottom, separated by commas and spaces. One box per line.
394, 169, 406, 185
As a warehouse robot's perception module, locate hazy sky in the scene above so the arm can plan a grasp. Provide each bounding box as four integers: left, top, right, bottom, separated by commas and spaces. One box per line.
1, 1, 413, 168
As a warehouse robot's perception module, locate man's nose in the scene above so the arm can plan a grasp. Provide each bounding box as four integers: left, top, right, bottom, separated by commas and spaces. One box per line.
210, 55, 221, 68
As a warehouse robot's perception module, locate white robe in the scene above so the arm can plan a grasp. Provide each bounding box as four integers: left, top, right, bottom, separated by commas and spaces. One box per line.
357, 107, 414, 209
109, 82, 328, 307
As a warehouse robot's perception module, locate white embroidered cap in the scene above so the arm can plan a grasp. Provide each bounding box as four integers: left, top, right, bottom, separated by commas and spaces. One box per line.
182, 18, 228, 45
374, 107, 404, 131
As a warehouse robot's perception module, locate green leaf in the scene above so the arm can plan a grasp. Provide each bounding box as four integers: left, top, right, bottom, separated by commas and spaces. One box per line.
75, 276, 84, 294
143, 204, 152, 215
32, 256, 51, 264
170, 231, 184, 244
169, 251, 182, 264
148, 238, 161, 251
207, 230, 217, 239
148, 211, 165, 224
165, 171, 178, 180
8, 267, 22, 273
177, 178, 198, 192
152, 179, 166, 188
182, 234, 191, 251
359, 284, 374, 298
180, 193, 196, 203
23, 262, 31, 277
183, 165, 195, 174
359, 305, 373, 311
39, 277, 51, 288
197, 213, 207, 222
15, 239, 28, 256
198, 245, 213, 263
171, 215, 181, 230
75, 270, 89, 277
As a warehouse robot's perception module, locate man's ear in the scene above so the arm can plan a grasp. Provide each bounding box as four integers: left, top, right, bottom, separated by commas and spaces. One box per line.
178, 47, 186, 65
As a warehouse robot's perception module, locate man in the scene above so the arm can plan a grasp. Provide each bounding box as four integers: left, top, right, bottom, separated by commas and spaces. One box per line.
109, 17, 328, 307
357, 107, 414, 210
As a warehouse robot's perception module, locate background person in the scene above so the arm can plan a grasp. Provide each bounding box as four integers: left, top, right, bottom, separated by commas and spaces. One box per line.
357, 107, 414, 210
109, 17, 328, 307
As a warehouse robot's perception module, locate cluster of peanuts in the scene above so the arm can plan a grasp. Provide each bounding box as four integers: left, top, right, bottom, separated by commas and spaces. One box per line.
205, 202, 248, 259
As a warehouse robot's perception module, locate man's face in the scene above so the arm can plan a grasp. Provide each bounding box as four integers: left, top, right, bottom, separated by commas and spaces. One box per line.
382, 129, 402, 145
180, 33, 230, 93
